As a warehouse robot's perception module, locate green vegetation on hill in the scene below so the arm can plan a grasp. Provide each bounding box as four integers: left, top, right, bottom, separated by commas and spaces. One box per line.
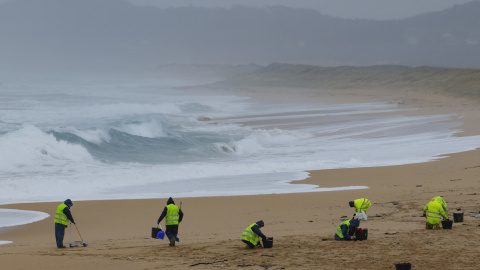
222, 63, 480, 98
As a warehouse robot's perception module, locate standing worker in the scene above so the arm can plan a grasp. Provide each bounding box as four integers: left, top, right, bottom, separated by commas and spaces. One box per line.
54, 199, 75, 248
241, 220, 267, 249
157, 197, 184, 247
335, 218, 360, 241
349, 198, 372, 220
423, 199, 448, 229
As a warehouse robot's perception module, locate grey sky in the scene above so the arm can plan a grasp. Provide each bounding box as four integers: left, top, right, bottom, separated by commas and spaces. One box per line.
0, 0, 474, 19
127, 0, 475, 20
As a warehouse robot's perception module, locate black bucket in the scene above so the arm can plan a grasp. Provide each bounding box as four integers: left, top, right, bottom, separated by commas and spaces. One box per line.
355, 228, 368, 240
395, 262, 411, 270
262, 237, 273, 248
442, 220, 453, 229
151, 227, 161, 238
453, 212, 464, 223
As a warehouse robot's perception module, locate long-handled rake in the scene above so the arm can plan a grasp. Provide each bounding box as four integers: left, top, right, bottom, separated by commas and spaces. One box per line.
74, 223, 88, 247
69, 223, 78, 248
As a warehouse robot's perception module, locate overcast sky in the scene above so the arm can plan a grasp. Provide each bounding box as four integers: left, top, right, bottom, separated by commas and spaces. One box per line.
129, 0, 475, 20
0, 0, 474, 19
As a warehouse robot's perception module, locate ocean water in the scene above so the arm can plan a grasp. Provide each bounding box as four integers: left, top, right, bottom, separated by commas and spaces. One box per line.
1, 76, 480, 234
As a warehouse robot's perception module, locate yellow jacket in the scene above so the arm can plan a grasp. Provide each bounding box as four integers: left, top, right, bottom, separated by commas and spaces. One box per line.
423, 201, 448, 224
353, 198, 371, 213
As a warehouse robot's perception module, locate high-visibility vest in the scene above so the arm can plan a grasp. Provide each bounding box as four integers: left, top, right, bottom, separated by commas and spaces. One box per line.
54, 203, 69, 226
165, 204, 179, 225
354, 198, 371, 213
241, 223, 260, 245
336, 220, 352, 239
424, 201, 447, 224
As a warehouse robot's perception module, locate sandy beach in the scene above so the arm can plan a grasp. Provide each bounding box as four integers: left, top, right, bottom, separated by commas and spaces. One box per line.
1, 83, 480, 269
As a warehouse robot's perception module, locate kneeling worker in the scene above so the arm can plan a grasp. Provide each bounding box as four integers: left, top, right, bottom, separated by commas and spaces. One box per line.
423, 199, 448, 229
335, 219, 360, 241
241, 220, 267, 249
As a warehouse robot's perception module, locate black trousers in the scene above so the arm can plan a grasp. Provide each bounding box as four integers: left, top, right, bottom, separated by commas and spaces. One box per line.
242, 239, 256, 249
55, 223, 67, 248
165, 225, 179, 241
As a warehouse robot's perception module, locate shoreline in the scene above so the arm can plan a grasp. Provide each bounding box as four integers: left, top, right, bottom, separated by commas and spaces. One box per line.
1, 84, 480, 269
1, 148, 479, 269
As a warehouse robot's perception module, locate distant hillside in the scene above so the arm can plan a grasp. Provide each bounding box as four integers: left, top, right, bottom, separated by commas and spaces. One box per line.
220, 63, 480, 98
1, 0, 480, 73
155, 63, 261, 80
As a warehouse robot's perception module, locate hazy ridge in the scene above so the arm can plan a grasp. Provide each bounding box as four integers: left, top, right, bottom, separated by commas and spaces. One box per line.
1, 0, 479, 73
218, 63, 480, 98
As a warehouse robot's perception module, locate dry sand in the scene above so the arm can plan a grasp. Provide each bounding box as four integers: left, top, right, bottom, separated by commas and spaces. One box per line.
1, 84, 480, 270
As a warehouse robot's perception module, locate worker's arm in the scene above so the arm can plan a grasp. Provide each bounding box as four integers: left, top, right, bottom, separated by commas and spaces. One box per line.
251, 225, 267, 240
441, 210, 449, 220
422, 205, 427, 217
341, 224, 354, 240
178, 209, 184, 223
63, 207, 75, 224
157, 207, 167, 224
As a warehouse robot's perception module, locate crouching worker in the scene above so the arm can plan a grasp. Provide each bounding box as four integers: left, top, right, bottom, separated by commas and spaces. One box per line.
349, 198, 371, 221
241, 220, 267, 249
335, 219, 360, 241
423, 199, 448, 229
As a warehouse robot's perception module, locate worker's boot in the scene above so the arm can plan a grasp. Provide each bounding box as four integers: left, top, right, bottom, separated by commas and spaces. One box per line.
169, 238, 175, 247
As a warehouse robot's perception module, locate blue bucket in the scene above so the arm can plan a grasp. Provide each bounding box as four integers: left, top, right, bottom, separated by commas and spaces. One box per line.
157, 230, 165, 240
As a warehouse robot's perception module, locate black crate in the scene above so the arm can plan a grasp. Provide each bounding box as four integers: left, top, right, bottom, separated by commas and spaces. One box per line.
355, 228, 368, 240
442, 220, 453, 229
151, 227, 161, 238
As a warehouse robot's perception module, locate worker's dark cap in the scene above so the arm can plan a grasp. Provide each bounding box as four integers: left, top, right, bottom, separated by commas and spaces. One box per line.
349, 201, 354, 207
350, 219, 360, 227
64, 199, 73, 207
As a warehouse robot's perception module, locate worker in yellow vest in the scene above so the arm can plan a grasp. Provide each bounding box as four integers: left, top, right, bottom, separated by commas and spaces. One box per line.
241, 220, 267, 249
349, 198, 372, 221
423, 200, 448, 229
54, 199, 75, 248
335, 219, 360, 241
157, 197, 184, 247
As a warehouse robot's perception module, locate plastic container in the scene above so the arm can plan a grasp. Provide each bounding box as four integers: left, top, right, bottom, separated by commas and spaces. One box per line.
151, 227, 161, 238
156, 230, 165, 239
395, 262, 411, 270
355, 228, 368, 240
262, 237, 273, 248
453, 212, 464, 223
442, 220, 453, 229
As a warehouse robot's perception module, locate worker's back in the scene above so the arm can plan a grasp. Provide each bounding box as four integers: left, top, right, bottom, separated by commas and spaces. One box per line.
425, 201, 445, 224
